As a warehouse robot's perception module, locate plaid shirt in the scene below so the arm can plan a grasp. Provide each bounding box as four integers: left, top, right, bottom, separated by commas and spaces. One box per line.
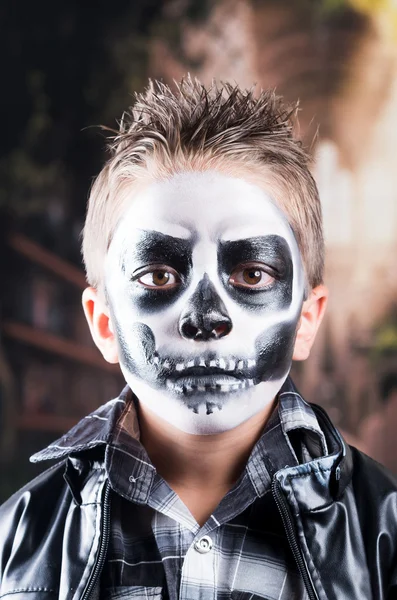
100, 379, 328, 600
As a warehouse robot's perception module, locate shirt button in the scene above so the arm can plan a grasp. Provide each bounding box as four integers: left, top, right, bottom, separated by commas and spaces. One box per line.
194, 535, 213, 554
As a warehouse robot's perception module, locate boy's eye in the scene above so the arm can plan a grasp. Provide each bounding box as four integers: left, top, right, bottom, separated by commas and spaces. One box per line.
229, 264, 275, 289
137, 268, 179, 289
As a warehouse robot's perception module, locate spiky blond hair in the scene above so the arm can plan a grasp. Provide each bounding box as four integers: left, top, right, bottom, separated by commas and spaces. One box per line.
82, 77, 323, 292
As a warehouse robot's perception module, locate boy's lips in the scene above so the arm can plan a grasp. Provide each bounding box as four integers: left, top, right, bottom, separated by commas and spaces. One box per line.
172, 366, 244, 380
166, 368, 255, 395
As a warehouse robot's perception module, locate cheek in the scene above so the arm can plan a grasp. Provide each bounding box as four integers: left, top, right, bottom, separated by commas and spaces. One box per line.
254, 319, 299, 381
115, 280, 184, 316
114, 319, 156, 377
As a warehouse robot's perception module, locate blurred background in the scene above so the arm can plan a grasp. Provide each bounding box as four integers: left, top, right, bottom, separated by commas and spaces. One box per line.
1, 0, 397, 502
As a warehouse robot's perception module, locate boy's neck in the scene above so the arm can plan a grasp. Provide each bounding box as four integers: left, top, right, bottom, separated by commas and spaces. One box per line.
137, 398, 277, 524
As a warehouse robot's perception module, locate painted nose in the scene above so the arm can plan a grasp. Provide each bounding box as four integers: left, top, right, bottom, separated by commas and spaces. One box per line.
179, 273, 232, 341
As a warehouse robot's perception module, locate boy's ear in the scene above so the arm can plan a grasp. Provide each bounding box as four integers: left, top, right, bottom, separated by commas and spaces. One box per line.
82, 287, 119, 364
292, 284, 328, 361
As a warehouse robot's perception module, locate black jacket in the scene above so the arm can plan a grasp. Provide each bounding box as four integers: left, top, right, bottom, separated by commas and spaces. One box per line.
1, 389, 397, 600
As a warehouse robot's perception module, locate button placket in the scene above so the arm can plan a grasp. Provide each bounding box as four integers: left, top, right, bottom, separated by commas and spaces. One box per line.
180, 531, 217, 597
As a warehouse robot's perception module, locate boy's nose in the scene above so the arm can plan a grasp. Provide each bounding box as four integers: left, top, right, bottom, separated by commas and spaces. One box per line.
178, 273, 232, 341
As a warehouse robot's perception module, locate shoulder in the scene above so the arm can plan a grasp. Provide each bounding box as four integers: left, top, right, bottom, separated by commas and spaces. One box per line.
344, 445, 397, 566
0, 456, 108, 597
0, 459, 68, 523
312, 401, 397, 497
347, 447, 397, 592
0, 461, 70, 591
0, 391, 129, 595
349, 444, 397, 504
0, 389, 130, 548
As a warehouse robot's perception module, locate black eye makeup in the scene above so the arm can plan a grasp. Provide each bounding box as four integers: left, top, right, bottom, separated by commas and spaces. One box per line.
121, 229, 194, 280
219, 235, 292, 279
218, 235, 293, 310
118, 230, 194, 313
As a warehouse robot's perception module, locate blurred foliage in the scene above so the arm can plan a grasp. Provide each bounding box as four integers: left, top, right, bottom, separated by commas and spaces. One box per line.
350, 0, 397, 16
372, 307, 397, 359
322, 0, 397, 14
0, 0, 165, 219
322, 0, 349, 11
324, 0, 397, 38
0, 71, 63, 215
0, 0, 220, 223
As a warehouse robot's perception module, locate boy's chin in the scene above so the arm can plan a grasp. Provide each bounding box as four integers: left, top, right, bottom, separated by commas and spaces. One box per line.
126, 376, 287, 435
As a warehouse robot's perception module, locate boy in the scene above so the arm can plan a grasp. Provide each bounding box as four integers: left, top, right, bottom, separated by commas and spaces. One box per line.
1, 78, 396, 599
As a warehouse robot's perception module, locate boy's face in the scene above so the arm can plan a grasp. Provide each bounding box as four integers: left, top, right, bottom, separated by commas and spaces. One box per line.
104, 171, 306, 434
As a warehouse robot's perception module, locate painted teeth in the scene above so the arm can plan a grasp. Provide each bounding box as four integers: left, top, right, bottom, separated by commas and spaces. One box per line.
176, 363, 184, 371
199, 357, 206, 367
247, 359, 255, 368
153, 356, 160, 365
209, 359, 217, 367
218, 358, 226, 369
228, 359, 236, 371
163, 360, 171, 369
237, 360, 244, 370
166, 376, 250, 397
187, 359, 195, 368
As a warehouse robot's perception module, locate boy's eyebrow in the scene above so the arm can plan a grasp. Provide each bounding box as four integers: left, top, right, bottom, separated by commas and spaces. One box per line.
121, 229, 194, 271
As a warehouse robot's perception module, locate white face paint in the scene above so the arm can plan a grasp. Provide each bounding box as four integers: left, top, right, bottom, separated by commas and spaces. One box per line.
105, 171, 306, 434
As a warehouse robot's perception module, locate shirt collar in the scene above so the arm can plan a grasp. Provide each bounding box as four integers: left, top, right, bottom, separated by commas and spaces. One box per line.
30, 386, 131, 463
277, 379, 328, 457
104, 397, 157, 504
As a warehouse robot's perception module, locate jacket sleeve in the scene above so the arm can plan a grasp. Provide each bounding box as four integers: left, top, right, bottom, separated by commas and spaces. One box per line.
386, 532, 397, 599
0, 461, 69, 597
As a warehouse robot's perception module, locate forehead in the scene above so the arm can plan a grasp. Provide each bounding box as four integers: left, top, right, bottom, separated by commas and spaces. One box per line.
112, 171, 295, 247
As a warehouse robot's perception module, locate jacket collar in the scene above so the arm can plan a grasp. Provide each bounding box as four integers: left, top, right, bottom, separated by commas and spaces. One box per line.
30, 386, 132, 463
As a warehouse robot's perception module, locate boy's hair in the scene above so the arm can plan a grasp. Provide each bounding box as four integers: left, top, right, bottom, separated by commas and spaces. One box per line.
82, 77, 324, 293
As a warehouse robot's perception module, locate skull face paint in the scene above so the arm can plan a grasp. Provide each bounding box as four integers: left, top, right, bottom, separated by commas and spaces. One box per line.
105, 171, 306, 434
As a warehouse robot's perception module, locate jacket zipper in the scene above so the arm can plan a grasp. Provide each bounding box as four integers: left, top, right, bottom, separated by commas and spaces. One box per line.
272, 478, 318, 600
81, 479, 112, 600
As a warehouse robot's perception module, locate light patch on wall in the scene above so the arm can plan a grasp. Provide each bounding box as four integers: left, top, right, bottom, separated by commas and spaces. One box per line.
360, 162, 395, 244
314, 140, 354, 246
